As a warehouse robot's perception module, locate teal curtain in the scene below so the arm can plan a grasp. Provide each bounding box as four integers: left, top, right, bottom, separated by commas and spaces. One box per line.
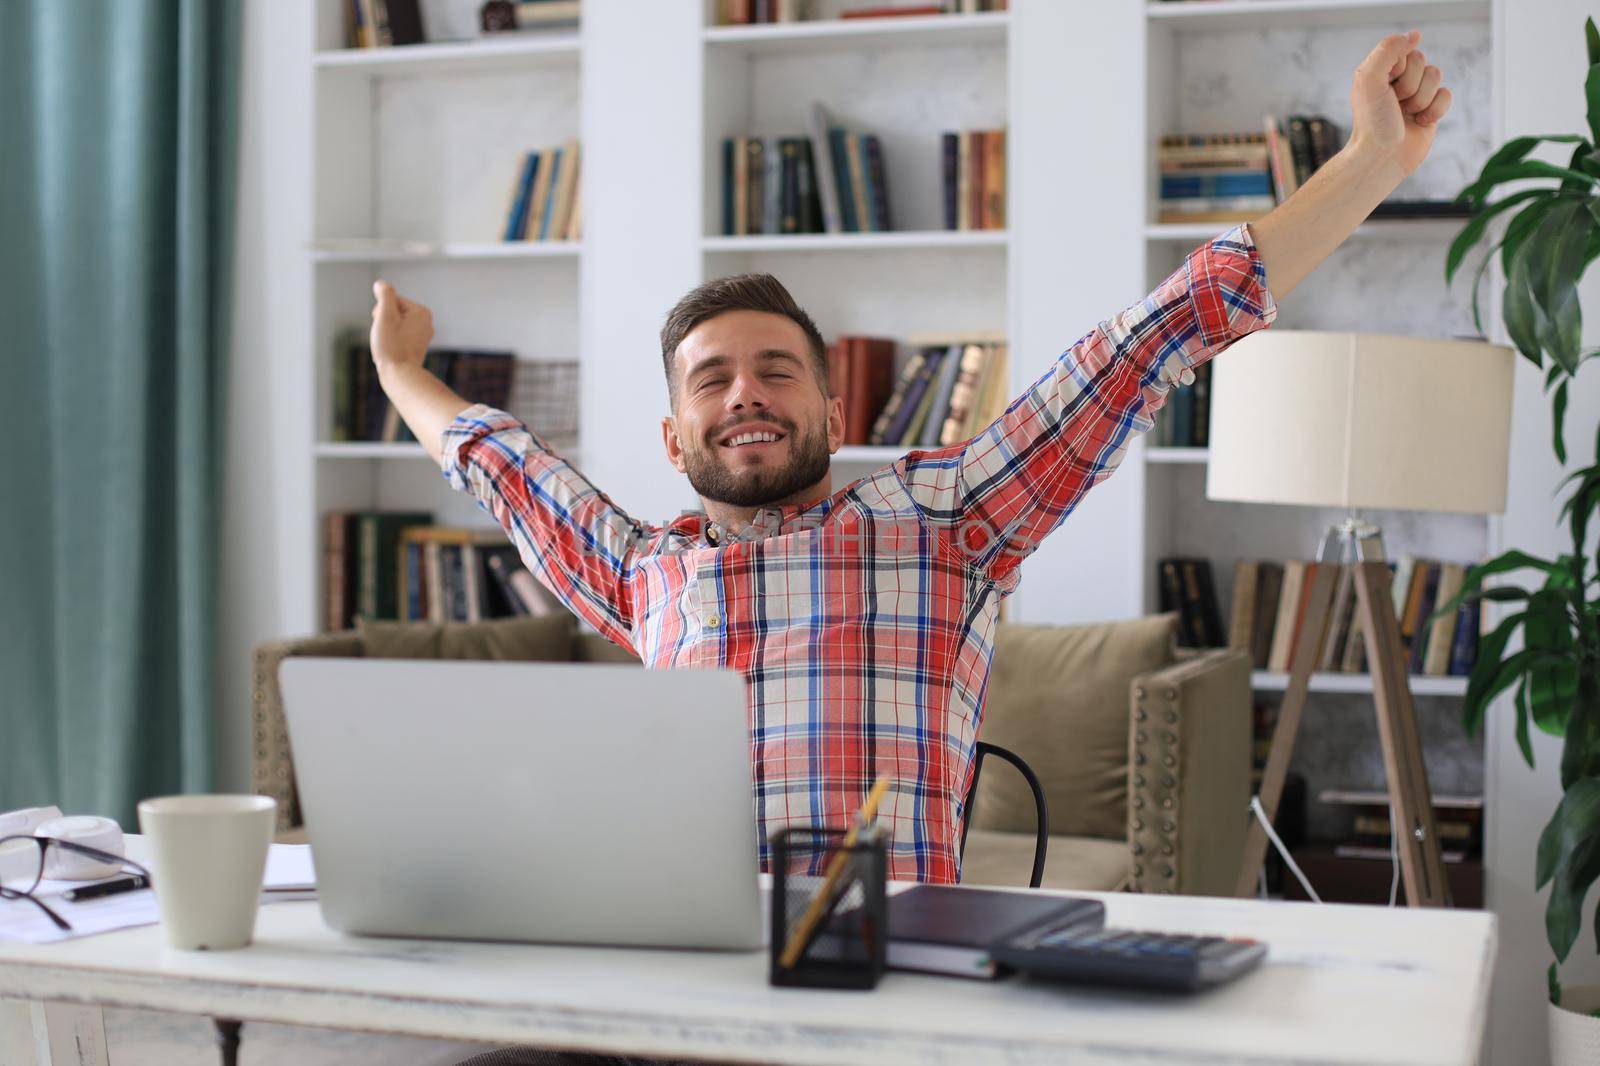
0, 1, 241, 826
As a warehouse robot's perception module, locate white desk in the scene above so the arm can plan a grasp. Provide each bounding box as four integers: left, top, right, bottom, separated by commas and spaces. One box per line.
0, 886, 1494, 1066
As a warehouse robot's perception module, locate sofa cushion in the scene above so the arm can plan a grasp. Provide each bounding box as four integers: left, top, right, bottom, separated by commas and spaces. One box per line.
573, 631, 642, 664
960, 830, 1129, 892
973, 615, 1178, 841
357, 615, 575, 662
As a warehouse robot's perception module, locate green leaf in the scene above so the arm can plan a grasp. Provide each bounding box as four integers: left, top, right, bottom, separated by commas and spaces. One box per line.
1457, 138, 1589, 204
1445, 189, 1548, 283
1540, 777, 1600, 962
1463, 610, 1526, 736
1559, 676, 1600, 790
1447, 551, 1564, 619
1552, 376, 1570, 464
1588, 16, 1600, 67
1526, 200, 1592, 374
1552, 961, 1563, 1007
1458, 159, 1599, 206
1564, 143, 1600, 193
1589, 61, 1600, 147
1505, 243, 1545, 366
1517, 676, 1536, 768
1502, 198, 1559, 276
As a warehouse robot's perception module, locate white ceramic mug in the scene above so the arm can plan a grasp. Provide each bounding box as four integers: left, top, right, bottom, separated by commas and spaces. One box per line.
137, 795, 276, 951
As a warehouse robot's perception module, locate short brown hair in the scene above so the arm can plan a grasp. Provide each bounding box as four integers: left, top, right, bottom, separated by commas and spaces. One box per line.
659, 273, 828, 404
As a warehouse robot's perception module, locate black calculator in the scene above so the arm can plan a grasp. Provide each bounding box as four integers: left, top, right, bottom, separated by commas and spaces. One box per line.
989, 924, 1267, 992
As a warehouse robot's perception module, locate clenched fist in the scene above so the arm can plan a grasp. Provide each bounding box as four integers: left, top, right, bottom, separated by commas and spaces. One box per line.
1349, 30, 1453, 179
370, 279, 434, 374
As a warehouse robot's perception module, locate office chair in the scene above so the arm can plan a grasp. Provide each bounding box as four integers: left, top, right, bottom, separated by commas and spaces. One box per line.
960, 741, 1049, 889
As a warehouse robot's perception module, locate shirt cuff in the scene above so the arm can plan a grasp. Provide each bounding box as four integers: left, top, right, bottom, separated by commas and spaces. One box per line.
438, 404, 541, 491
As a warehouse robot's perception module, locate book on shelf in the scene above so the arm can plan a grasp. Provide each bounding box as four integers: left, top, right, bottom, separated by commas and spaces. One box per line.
826, 336, 898, 445
333, 336, 517, 444
481, 1, 582, 34
1156, 131, 1273, 225
1151, 362, 1211, 447
724, 109, 891, 236
1156, 558, 1225, 648
323, 511, 435, 630
1229, 557, 1483, 680
345, 0, 426, 49
395, 527, 564, 624
865, 339, 1009, 448
1318, 789, 1483, 863
942, 128, 1006, 231
503, 140, 582, 243
716, 1, 1005, 25
1154, 119, 1345, 223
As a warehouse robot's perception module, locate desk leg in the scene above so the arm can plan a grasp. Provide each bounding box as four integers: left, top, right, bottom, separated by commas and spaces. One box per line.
213, 1018, 243, 1066
0, 999, 108, 1066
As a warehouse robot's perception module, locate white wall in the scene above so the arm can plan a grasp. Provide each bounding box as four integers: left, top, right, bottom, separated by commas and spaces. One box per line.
1487, 1, 1600, 1059
218, 0, 315, 794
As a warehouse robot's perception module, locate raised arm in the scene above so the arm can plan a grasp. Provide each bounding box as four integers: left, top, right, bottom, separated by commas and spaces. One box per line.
370, 280, 649, 649
369, 280, 470, 467
900, 31, 1452, 584
1251, 30, 1453, 296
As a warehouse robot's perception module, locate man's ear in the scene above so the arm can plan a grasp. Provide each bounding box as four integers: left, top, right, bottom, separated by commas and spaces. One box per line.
826, 393, 846, 453
662, 414, 689, 473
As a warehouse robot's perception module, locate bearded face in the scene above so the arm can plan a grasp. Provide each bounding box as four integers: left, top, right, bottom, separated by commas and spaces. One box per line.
663, 309, 843, 512
678, 409, 834, 508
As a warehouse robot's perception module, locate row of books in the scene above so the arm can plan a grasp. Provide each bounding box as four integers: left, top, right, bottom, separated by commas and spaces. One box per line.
1321, 789, 1483, 864
331, 335, 516, 443
868, 340, 1010, 448
1229, 558, 1481, 677
344, 0, 425, 48
482, 1, 581, 33
717, 1, 1005, 24
1151, 362, 1211, 448
503, 141, 582, 242
941, 129, 1006, 231
721, 106, 891, 235
321, 516, 564, 631
1155, 117, 1340, 224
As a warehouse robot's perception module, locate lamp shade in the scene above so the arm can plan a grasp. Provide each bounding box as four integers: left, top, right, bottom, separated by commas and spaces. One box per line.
1204, 331, 1514, 515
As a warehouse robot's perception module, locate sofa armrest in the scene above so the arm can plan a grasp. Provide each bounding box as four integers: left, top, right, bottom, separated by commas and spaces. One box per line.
1126, 648, 1252, 897
251, 632, 364, 832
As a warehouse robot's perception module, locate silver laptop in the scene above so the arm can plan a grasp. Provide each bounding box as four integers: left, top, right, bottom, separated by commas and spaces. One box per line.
278, 658, 762, 950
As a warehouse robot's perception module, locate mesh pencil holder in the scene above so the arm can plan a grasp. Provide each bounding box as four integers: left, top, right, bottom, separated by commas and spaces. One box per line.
769, 826, 888, 990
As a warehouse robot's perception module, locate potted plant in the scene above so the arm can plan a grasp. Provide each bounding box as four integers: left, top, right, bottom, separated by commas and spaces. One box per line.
1440, 16, 1600, 1058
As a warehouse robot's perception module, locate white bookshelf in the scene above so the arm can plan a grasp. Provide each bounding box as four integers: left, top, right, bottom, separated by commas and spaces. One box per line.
1145, 0, 1490, 32
312, 32, 580, 76
700, 230, 1008, 253
304, 1, 587, 616
1137, 0, 1496, 696
703, 9, 1009, 54
699, 2, 1012, 473
1250, 671, 1469, 697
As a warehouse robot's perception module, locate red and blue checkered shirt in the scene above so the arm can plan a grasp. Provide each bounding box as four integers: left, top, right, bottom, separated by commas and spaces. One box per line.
440, 226, 1276, 883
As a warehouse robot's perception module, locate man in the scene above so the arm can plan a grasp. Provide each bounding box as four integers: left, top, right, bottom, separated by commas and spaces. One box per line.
370, 33, 1451, 885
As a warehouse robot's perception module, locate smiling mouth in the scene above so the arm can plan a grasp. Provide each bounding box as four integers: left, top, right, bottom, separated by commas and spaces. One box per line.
719, 429, 788, 450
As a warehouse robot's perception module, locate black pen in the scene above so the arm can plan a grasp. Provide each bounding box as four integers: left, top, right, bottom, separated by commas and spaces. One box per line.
62, 876, 150, 902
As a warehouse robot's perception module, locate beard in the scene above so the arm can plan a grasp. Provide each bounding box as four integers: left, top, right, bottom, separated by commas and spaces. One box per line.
681, 414, 832, 508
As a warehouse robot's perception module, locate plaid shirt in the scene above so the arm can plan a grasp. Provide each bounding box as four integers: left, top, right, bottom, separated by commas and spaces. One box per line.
441, 226, 1276, 883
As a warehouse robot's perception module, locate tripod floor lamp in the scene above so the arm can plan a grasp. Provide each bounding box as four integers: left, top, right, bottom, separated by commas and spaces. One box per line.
1205, 331, 1514, 907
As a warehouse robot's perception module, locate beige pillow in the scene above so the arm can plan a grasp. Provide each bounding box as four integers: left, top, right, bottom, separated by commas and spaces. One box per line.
358, 614, 575, 662
972, 615, 1178, 841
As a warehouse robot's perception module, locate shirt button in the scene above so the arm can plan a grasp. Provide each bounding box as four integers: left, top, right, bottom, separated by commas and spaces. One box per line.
706, 613, 720, 628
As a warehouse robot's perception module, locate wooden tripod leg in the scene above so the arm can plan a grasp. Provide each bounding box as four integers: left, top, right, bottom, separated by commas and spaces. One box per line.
1353, 561, 1449, 907
1233, 562, 1342, 898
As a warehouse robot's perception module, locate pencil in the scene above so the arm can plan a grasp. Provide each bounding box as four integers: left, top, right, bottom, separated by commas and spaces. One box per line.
778, 773, 892, 971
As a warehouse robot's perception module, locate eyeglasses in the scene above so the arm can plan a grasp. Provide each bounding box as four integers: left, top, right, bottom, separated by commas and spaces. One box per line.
0, 835, 153, 932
